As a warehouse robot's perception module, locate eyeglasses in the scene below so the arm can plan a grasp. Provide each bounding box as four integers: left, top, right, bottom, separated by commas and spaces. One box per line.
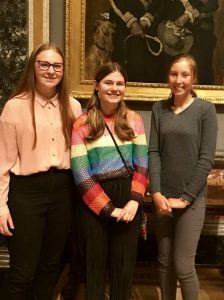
36, 60, 64, 72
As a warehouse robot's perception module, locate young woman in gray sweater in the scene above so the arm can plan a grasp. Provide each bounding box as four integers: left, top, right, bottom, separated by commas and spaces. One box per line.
149, 54, 217, 300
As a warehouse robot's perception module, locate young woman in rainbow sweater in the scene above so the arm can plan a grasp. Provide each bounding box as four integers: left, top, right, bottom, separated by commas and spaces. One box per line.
71, 62, 148, 300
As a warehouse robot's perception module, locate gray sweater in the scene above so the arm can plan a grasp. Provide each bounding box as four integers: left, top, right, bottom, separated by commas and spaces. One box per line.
148, 98, 217, 204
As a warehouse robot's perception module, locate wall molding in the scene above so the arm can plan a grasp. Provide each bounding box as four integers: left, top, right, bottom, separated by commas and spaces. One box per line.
28, 0, 49, 53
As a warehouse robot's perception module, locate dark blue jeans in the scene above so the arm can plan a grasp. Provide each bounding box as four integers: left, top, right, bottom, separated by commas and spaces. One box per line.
0, 169, 74, 300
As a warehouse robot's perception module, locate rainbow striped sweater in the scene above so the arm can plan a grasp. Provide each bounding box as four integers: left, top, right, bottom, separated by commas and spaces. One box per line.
71, 110, 148, 217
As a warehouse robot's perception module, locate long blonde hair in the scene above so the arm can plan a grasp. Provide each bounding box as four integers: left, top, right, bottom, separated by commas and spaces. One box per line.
86, 62, 135, 142
10, 42, 74, 148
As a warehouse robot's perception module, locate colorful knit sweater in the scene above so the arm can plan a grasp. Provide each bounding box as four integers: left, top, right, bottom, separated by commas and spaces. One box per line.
71, 110, 148, 218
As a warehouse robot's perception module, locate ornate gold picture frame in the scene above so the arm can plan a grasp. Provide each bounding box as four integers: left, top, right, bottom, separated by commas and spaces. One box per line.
65, 0, 224, 103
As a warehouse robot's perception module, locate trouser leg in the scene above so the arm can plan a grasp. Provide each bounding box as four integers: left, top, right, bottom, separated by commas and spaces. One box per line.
0, 171, 73, 300
155, 197, 205, 300
75, 176, 138, 300
60, 202, 83, 300
155, 212, 177, 300
75, 199, 107, 300
173, 199, 205, 300
109, 210, 141, 300
101, 176, 140, 300
0, 177, 47, 300
32, 178, 73, 300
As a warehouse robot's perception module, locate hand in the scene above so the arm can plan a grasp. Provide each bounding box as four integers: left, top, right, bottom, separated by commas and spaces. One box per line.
152, 192, 172, 215
168, 198, 188, 209
117, 200, 139, 223
0, 213, 14, 236
174, 13, 190, 27
111, 208, 123, 218
131, 22, 144, 36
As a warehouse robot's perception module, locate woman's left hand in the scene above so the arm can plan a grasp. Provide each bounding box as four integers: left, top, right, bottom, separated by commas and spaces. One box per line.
117, 200, 139, 223
168, 198, 188, 209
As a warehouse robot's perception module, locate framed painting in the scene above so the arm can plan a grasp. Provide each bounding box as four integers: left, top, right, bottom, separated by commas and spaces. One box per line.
65, 0, 224, 103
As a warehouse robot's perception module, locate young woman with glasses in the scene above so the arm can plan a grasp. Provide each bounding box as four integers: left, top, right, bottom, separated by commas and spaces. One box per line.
0, 42, 82, 300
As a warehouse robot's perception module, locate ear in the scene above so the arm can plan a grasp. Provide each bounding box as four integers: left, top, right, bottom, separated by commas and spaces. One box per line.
93, 80, 98, 91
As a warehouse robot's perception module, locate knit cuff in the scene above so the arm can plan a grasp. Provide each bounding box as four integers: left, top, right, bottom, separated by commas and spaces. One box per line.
129, 191, 144, 204
181, 192, 195, 204
99, 202, 115, 218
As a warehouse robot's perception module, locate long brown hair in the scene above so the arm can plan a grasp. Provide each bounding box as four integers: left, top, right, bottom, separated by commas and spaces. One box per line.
10, 42, 74, 148
168, 54, 198, 102
86, 62, 135, 142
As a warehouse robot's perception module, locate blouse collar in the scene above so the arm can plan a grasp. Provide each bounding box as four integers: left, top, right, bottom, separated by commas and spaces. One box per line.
35, 91, 59, 108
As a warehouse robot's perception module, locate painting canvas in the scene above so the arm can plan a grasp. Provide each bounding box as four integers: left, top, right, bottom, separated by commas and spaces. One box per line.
65, 0, 224, 102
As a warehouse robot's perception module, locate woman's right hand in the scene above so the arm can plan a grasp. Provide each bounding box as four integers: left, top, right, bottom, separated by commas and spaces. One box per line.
111, 208, 123, 219
0, 213, 14, 236
152, 192, 172, 215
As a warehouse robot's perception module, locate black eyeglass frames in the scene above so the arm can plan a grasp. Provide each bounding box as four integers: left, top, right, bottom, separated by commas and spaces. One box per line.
36, 60, 64, 72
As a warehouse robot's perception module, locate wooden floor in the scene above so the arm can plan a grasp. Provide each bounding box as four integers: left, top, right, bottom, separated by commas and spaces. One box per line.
130, 268, 224, 300
56, 266, 224, 300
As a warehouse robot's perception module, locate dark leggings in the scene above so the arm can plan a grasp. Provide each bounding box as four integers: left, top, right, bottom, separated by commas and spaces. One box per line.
75, 176, 141, 300
155, 197, 206, 300
0, 169, 74, 300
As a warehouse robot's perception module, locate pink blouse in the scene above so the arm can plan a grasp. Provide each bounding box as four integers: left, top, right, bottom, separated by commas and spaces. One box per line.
0, 92, 82, 216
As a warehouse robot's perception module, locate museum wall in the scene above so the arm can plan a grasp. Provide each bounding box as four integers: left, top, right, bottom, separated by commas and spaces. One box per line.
0, 0, 223, 155
49, 0, 224, 157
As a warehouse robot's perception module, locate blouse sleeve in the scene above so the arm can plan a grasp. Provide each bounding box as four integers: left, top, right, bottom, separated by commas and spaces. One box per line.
0, 102, 19, 216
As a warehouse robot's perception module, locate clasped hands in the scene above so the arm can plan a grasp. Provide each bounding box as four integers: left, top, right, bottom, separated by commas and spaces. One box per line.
111, 200, 139, 223
153, 192, 188, 215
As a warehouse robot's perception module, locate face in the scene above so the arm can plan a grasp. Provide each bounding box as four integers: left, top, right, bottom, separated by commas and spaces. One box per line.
95, 71, 126, 114
168, 59, 194, 100
34, 49, 64, 97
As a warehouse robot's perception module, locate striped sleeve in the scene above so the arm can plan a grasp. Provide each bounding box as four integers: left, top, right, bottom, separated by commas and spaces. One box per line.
71, 114, 115, 217
128, 111, 148, 203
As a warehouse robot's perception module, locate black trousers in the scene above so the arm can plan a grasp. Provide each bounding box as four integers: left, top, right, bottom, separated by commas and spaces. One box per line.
75, 176, 141, 300
0, 169, 74, 300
